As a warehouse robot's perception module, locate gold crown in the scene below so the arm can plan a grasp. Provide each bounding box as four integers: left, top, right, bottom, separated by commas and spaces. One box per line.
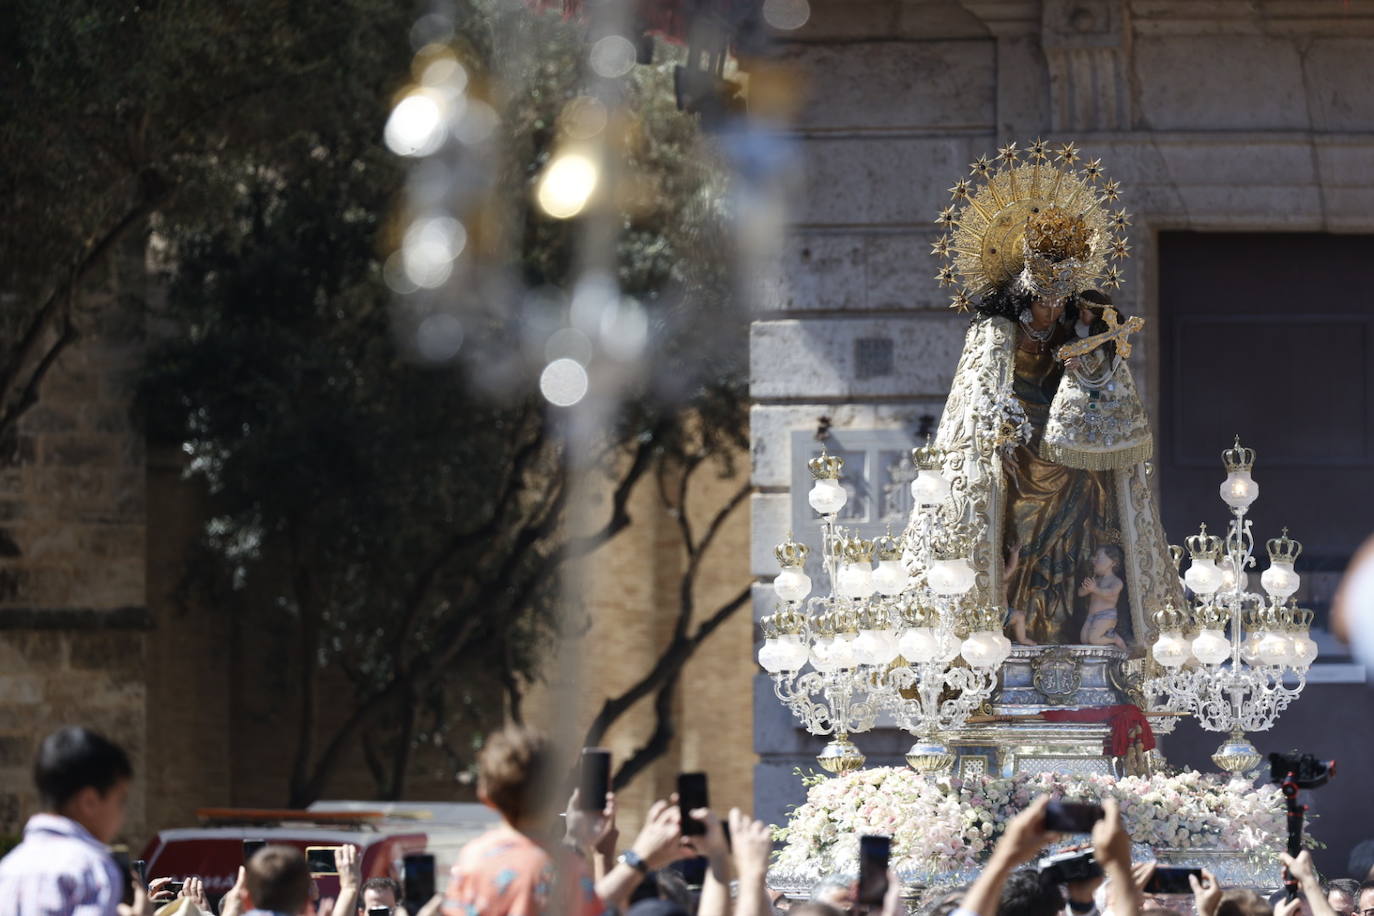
1266, 527, 1302, 565
899, 597, 936, 628
931, 139, 1129, 310
931, 533, 972, 561
810, 609, 836, 638
1291, 605, 1314, 629
775, 534, 809, 568
1221, 436, 1255, 472
832, 604, 861, 634
809, 448, 844, 480
1153, 600, 1187, 630
911, 435, 944, 471
761, 604, 806, 638
965, 603, 1003, 632
873, 531, 903, 561
1025, 206, 1092, 262
839, 536, 874, 564
1193, 602, 1228, 629
1168, 544, 1184, 572
1185, 523, 1222, 560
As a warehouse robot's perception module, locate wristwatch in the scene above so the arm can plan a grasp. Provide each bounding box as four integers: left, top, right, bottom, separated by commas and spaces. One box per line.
617, 850, 649, 874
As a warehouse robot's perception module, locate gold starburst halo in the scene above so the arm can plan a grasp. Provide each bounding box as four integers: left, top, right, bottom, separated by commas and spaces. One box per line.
930, 140, 1132, 310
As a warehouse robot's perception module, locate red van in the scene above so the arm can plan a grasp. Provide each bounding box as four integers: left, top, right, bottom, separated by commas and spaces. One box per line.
139, 801, 499, 907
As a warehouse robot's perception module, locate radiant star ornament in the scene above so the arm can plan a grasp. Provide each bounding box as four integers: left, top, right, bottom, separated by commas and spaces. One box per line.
931, 140, 1133, 311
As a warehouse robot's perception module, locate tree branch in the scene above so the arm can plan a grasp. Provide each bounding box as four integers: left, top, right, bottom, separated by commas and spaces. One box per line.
0, 175, 172, 437
612, 672, 679, 790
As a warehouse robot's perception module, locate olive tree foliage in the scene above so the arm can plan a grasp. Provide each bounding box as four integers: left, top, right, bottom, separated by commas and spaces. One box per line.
135, 3, 749, 804
0, 0, 417, 436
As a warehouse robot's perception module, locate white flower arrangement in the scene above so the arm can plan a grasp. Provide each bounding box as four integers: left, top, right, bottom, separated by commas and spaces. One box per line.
772, 768, 1293, 884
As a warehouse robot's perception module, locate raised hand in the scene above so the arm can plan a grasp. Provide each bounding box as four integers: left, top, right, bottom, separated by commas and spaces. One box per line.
1189, 868, 1223, 916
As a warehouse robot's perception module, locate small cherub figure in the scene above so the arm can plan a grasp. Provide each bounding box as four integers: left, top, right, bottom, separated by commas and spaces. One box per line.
1003, 537, 1037, 646
1079, 544, 1128, 650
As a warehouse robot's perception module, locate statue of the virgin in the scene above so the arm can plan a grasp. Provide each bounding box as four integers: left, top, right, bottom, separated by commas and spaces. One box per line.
905, 140, 1183, 647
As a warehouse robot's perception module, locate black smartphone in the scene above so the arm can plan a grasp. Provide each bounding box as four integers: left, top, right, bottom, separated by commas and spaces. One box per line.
166, 880, 185, 896
132, 859, 147, 889
243, 839, 266, 864
1143, 867, 1203, 895
111, 848, 133, 905
856, 834, 891, 907
305, 846, 340, 876
580, 748, 612, 812
677, 772, 709, 836
403, 853, 437, 906
367, 908, 392, 916
1043, 800, 1104, 833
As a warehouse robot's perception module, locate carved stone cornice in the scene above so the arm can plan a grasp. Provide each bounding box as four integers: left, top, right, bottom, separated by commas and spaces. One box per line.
1041, 0, 1133, 131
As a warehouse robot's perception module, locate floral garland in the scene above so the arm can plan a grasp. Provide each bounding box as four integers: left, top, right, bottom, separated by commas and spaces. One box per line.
772, 768, 1291, 883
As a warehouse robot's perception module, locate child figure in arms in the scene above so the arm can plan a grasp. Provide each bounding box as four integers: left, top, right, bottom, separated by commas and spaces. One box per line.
1079, 545, 1128, 649
1003, 538, 1036, 646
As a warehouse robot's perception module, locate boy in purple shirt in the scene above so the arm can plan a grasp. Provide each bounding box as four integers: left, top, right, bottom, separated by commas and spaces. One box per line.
0, 726, 133, 916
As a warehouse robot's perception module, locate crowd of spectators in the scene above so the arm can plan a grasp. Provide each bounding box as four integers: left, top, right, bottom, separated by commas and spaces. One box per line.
1, 725, 1369, 916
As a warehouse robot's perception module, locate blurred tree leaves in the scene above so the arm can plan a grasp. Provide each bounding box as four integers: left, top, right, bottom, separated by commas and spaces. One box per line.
129, 2, 748, 802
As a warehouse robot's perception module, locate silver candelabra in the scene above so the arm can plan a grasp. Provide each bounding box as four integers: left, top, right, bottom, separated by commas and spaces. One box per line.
1145, 437, 1317, 781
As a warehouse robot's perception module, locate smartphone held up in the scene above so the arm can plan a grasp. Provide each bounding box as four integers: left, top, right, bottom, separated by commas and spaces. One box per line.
856, 834, 890, 907
677, 772, 709, 836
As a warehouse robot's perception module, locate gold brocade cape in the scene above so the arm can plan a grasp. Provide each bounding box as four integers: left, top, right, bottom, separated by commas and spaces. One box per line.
902, 316, 1183, 646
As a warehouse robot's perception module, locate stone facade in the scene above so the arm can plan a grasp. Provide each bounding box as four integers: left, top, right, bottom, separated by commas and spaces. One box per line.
750, 0, 1374, 857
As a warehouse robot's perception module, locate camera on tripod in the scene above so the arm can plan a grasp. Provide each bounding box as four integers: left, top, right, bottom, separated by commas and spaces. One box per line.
1269, 752, 1334, 790
1269, 750, 1335, 900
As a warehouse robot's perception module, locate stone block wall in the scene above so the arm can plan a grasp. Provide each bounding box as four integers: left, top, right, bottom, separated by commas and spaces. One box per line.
751, 0, 1374, 831
0, 248, 151, 846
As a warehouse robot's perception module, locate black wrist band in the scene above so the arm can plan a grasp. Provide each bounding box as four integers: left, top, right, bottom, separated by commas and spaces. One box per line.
1068, 900, 1095, 913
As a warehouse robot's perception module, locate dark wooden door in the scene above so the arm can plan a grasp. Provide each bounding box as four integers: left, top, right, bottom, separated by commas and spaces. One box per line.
1158, 232, 1374, 615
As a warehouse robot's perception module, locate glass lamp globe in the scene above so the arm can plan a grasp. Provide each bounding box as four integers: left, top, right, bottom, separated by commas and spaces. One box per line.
1191, 628, 1231, 666
855, 628, 899, 667
829, 633, 858, 670
1220, 470, 1259, 510
837, 561, 876, 600
808, 478, 848, 516
775, 634, 810, 671
910, 469, 951, 507
1185, 558, 1223, 596
1152, 631, 1189, 668
758, 638, 786, 673
929, 558, 976, 596
809, 636, 835, 673
1257, 630, 1293, 667
872, 559, 909, 597
1290, 631, 1319, 669
1261, 561, 1300, 600
1240, 630, 1265, 665
1219, 561, 1248, 594
773, 566, 812, 604
990, 632, 1013, 666
897, 626, 938, 664
960, 631, 1003, 668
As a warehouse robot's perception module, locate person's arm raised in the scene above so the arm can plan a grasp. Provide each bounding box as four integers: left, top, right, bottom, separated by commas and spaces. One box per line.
690, 808, 734, 916
962, 796, 1055, 916
1091, 800, 1136, 916
1283, 851, 1339, 916
594, 797, 687, 911
729, 809, 776, 916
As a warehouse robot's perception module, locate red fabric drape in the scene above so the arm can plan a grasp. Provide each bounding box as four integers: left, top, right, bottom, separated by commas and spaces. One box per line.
1041, 704, 1156, 758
